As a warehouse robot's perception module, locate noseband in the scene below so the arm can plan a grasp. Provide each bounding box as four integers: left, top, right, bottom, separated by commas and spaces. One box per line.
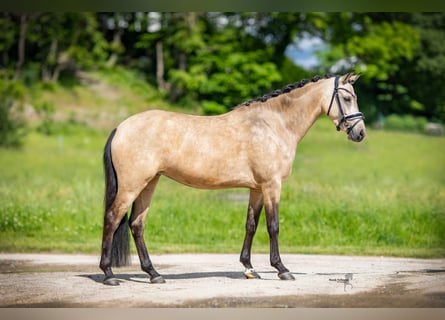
327, 76, 364, 132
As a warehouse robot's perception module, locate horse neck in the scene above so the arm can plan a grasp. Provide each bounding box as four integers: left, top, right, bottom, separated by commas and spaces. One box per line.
268, 81, 329, 142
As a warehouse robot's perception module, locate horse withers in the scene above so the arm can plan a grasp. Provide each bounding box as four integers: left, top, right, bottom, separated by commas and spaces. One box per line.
99, 72, 366, 285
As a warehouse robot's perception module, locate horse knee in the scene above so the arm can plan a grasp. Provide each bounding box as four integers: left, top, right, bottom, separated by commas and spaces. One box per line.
245, 219, 257, 234
129, 219, 144, 236
267, 221, 279, 236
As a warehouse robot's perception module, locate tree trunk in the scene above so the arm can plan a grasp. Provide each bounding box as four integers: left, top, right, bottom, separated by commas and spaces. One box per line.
42, 35, 59, 82
13, 13, 28, 81
178, 51, 187, 71
156, 40, 167, 90
106, 29, 122, 68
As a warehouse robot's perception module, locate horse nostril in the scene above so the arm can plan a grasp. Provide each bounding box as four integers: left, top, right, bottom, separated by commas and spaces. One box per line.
359, 129, 365, 140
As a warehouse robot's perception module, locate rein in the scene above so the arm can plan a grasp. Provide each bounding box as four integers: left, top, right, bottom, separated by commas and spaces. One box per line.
327, 76, 364, 132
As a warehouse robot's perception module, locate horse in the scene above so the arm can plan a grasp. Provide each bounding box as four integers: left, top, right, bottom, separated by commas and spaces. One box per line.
99, 72, 366, 285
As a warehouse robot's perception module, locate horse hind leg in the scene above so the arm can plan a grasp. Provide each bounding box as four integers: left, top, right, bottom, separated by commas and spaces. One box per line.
129, 175, 165, 284
100, 128, 134, 285
240, 189, 263, 279
100, 195, 134, 286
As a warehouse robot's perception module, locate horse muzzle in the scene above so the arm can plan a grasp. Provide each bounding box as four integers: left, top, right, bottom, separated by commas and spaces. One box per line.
347, 121, 366, 142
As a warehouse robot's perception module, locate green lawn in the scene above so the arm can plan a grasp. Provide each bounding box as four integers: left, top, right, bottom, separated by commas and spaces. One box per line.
0, 118, 444, 258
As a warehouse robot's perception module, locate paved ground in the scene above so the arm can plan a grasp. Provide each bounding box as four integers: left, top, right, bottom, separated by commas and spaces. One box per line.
0, 253, 444, 307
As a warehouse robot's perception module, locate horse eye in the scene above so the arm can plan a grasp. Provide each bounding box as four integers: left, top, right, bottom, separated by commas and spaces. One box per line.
344, 96, 352, 102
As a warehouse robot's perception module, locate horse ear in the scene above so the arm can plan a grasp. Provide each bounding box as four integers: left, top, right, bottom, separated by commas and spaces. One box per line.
348, 73, 361, 84
341, 72, 361, 85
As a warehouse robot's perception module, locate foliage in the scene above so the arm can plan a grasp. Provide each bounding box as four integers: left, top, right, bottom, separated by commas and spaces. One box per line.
200, 100, 226, 115
0, 80, 27, 148
34, 101, 56, 135
194, 50, 282, 109
278, 57, 315, 87
383, 114, 428, 133
347, 21, 419, 80
135, 13, 284, 110
25, 66, 176, 134
1, 13, 108, 84
407, 13, 445, 122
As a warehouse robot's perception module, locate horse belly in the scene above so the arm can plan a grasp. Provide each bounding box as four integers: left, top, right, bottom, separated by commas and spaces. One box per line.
163, 172, 254, 190
162, 151, 255, 189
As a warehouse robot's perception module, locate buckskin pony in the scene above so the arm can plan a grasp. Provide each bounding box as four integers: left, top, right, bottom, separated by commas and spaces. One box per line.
99, 72, 366, 285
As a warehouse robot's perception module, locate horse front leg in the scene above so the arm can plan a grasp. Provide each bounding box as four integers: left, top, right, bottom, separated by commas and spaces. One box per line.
263, 182, 295, 281
240, 189, 263, 279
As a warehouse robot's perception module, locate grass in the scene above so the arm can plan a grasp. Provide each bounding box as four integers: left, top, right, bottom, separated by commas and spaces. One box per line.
28, 67, 183, 131
0, 131, 105, 252
0, 117, 444, 258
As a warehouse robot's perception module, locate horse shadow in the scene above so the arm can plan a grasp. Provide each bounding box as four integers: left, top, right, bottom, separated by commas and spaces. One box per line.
79, 270, 306, 284
80, 270, 246, 284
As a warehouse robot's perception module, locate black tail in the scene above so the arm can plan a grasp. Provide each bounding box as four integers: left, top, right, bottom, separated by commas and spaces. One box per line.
103, 128, 131, 267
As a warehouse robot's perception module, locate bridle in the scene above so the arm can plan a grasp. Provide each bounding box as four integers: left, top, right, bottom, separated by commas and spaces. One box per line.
327, 76, 365, 132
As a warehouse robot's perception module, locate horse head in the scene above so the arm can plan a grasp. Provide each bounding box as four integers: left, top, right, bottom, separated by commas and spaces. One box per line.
324, 72, 366, 142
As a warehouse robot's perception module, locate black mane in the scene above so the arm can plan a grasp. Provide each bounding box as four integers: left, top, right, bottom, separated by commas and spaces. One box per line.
240, 74, 334, 107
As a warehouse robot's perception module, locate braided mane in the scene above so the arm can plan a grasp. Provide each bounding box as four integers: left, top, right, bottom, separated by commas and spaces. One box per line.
240, 74, 333, 107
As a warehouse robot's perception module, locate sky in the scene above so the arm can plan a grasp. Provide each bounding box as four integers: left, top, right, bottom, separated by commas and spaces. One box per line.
285, 34, 325, 70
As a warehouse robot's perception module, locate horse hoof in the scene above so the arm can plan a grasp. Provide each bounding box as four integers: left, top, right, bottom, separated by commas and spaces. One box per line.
244, 269, 261, 279
150, 275, 166, 284
278, 272, 295, 281
103, 277, 120, 286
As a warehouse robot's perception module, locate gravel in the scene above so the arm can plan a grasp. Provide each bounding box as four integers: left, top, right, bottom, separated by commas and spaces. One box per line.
1, 253, 444, 307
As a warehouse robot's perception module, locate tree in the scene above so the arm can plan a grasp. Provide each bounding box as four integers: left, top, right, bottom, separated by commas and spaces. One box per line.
0, 13, 18, 79
175, 13, 282, 111
135, 13, 282, 111
13, 13, 29, 80
0, 13, 109, 83
0, 80, 26, 147
135, 13, 203, 94
405, 13, 445, 122
33, 13, 108, 82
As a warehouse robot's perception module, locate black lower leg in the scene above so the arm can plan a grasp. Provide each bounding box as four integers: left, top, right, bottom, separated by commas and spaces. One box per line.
137, 240, 164, 283
240, 196, 262, 279
100, 240, 119, 285
240, 211, 257, 269
240, 231, 261, 279
131, 222, 165, 283
100, 215, 120, 286
266, 203, 295, 281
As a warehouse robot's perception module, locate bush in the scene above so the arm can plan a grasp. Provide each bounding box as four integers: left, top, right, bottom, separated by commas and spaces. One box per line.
384, 114, 428, 133
0, 81, 27, 148
35, 101, 56, 135
201, 100, 227, 115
